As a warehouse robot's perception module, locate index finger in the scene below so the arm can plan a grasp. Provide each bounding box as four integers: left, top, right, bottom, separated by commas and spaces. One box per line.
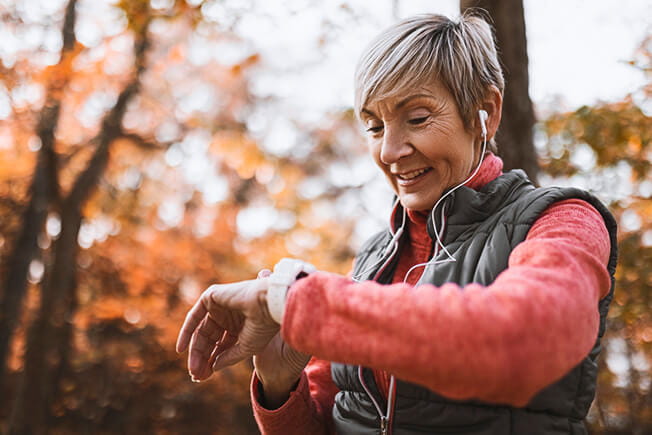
176, 296, 208, 353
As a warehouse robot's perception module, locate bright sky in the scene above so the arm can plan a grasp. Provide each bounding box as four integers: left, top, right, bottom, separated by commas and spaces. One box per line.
237, 0, 651, 124
525, 0, 651, 111
2, 0, 650, 128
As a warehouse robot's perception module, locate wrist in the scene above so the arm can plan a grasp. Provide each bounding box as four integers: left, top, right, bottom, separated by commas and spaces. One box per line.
256, 371, 301, 409
267, 258, 316, 324
257, 371, 300, 393
255, 352, 305, 391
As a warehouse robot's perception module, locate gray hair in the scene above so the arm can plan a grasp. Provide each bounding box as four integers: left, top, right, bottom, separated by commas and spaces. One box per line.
354, 13, 504, 151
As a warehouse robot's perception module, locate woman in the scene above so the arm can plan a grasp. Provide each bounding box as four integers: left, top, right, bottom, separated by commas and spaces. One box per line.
176, 13, 617, 435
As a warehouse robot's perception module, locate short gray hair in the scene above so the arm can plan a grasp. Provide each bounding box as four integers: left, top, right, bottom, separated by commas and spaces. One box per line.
354, 13, 504, 150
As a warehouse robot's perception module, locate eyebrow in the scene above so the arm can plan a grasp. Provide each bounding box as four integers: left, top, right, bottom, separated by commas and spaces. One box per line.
361, 93, 438, 118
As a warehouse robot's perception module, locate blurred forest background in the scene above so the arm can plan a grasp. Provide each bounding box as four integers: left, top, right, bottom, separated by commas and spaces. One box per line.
0, 0, 650, 434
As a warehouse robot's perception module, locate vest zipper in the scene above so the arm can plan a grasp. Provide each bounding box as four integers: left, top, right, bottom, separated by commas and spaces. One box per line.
380, 416, 388, 435
358, 366, 396, 435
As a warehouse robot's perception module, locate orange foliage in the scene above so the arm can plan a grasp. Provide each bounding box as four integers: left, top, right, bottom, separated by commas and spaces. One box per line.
540, 42, 652, 430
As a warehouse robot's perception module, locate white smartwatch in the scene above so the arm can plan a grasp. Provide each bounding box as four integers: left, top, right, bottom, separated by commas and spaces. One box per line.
267, 258, 316, 324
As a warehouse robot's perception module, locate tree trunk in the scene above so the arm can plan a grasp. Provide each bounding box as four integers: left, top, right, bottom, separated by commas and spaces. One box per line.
0, 0, 76, 394
460, 0, 539, 183
8, 18, 151, 434
8, 208, 82, 434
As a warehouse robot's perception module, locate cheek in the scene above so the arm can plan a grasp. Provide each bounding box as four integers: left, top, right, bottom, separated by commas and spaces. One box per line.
424, 125, 473, 159
368, 141, 397, 186
416, 123, 456, 155
368, 140, 384, 168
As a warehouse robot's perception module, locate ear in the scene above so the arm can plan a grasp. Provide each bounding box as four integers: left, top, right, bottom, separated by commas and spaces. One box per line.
479, 85, 503, 142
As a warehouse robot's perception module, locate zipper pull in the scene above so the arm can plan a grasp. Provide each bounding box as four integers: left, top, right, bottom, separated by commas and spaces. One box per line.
380, 416, 388, 435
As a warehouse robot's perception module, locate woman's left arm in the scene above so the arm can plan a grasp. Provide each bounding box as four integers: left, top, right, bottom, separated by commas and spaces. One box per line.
280, 199, 612, 406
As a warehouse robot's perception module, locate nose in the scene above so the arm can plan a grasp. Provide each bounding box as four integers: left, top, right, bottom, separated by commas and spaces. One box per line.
380, 126, 413, 165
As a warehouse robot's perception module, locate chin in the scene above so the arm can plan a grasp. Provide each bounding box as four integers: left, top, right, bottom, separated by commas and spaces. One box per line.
399, 195, 437, 212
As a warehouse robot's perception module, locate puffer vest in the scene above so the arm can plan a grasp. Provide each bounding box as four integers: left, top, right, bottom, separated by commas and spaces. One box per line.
331, 170, 618, 435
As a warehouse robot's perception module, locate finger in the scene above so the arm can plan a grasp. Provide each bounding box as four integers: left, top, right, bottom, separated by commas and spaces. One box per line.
176, 296, 209, 353
208, 332, 238, 367
212, 318, 278, 372
212, 342, 250, 372
188, 328, 214, 381
257, 269, 271, 279
188, 315, 226, 380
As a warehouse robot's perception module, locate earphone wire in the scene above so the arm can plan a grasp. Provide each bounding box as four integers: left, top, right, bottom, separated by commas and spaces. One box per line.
353, 111, 488, 284
351, 199, 407, 282
402, 124, 488, 283
357, 113, 489, 434
402, 205, 447, 283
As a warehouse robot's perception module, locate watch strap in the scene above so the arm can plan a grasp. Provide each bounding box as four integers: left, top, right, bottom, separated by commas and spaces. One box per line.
267, 258, 316, 324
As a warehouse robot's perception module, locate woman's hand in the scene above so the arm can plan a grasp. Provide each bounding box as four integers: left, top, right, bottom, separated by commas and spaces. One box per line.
176, 277, 279, 381
252, 269, 311, 408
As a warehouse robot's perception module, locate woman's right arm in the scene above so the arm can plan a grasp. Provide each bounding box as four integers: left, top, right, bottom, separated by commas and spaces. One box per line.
251, 357, 338, 435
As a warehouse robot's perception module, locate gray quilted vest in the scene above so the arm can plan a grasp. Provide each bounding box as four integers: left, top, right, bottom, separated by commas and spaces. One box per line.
331, 170, 618, 435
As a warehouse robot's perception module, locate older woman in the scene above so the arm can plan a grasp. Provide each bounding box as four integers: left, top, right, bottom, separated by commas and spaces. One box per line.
176, 13, 617, 435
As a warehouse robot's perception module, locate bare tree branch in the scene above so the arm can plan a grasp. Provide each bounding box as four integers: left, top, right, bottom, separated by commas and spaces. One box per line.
119, 132, 166, 150
67, 30, 150, 209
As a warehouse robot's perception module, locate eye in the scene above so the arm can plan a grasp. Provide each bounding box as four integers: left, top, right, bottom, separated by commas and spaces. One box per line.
365, 125, 383, 134
408, 116, 429, 125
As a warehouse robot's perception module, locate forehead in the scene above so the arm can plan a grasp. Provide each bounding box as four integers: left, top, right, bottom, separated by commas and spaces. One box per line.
361, 80, 452, 117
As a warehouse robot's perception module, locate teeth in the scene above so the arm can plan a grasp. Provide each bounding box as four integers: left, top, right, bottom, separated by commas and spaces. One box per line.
399, 168, 429, 180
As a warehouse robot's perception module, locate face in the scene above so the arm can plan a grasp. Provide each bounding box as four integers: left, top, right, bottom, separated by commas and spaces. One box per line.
361, 81, 481, 211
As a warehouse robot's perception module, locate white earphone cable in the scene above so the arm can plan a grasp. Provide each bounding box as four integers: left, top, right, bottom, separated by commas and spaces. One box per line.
402, 116, 489, 283
356, 111, 489, 434
353, 110, 489, 284
351, 201, 407, 282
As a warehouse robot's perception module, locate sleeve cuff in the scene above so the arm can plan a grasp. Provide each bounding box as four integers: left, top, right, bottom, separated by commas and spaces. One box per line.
250, 369, 312, 427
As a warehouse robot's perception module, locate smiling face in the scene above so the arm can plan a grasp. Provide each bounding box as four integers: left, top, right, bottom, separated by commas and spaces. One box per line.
362, 80, 482, 211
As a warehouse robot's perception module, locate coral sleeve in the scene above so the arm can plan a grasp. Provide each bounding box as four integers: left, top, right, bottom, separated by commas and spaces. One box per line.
251, 357, 338, 434
280, 199, 611, 406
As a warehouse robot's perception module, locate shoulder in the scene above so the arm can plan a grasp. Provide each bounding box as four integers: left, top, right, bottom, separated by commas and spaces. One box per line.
507, 184, 615, 231
485, 179, 617, 269
529, 198, 611, 265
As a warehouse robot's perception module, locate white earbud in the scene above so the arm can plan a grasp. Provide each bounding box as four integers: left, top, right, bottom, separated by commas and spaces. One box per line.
478, 109, 488, 138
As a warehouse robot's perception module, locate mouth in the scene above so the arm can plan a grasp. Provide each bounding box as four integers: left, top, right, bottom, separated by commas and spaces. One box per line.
396, 168, 431, 180
394, 167, 432, 186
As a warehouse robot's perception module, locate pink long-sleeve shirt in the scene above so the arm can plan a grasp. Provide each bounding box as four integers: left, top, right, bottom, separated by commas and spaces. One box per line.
251, 154, 612, 435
